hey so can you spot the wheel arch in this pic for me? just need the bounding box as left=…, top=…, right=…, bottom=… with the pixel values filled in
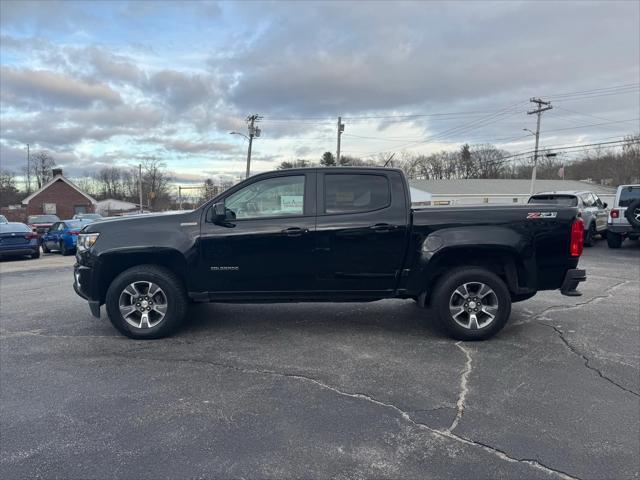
left=95, top=248, right=188, bottom=304
left=414, top=245, right=531, bottom=307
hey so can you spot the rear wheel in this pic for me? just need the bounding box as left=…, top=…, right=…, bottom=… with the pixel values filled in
left=584, top=222, right=597, bottom=247
left=105, top=265, right=188, bottom=339
left=432, top=267, right=511, bottom=341
left=607, top=232, right=623, bottom=249
left=41, top=242, right=50, bottom=253
left=59, top=241, right=72, bottom=256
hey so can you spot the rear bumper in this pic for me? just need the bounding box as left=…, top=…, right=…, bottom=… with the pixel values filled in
left=560, top=269, right=587, bottom=297
left=607, top=224, right=639, bottom=234
left=0, top=246, right=38, bottom=257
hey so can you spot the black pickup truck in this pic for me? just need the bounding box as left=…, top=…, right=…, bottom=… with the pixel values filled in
left=74, top=167, right=586, bottom=341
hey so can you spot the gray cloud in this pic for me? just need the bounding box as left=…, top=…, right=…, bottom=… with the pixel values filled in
left=225, top=1, right=639, bottom=116
left=1, top=67, right=122, bottom=109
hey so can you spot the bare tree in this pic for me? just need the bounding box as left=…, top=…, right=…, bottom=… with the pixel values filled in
left=0, top=170, right=23, bottom=206
left=30, top=151, right=56, bottom=189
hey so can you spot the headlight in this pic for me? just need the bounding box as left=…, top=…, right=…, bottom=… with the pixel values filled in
left=77, top=233, right=100, bottom=252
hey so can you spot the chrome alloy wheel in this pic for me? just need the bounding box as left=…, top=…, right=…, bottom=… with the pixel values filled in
left=118, top=281, right=168, bottom=329
left=634, top=207, right=640, bottom=223
left=449, top=282, right=499, bottom=330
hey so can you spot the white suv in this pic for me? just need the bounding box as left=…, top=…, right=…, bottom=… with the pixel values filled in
left=607, top=184, right=640, bottom=248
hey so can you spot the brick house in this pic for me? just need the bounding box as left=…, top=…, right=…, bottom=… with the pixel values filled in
left=22, top=169, right=97, bottom=219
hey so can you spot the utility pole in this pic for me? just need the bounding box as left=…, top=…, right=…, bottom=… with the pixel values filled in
left=245, top=114, right=261, bottom=179
left=178, top=186, right=182, bottom=210
left=527, top=98, right=552, bottom=195
left=26, top=143, right=31, bottom=193
left=138, top=164, right=143, bottom=213
left=336, top=116, right=344, bottom=164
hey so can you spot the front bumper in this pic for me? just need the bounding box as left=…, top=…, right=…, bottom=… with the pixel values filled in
left=560, top=269, right=587, bottom=297
left=73, top=263, right=101, bottom=318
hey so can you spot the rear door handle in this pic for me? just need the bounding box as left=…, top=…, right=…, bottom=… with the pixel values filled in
left=369, top=223, right=396, bottom=233
left=281, top=227, right=308, bottom=237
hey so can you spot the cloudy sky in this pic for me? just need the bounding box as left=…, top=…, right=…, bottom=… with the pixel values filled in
left=1, top=0, right=638, bottom=186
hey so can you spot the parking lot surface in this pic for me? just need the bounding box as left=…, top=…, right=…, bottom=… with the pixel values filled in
left=1, top=242, right=639, bottom=479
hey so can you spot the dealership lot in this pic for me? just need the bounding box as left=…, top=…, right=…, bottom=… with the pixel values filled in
left=1, top=242, right=638, bottom=479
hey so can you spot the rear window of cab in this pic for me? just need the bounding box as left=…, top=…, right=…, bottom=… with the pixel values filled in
left=618, top=186, right=640, bottom=207
left=528, top=195, right=578, bottom=207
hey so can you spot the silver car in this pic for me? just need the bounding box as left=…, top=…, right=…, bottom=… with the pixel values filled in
left=528, top=191, right=608, bottom=247
left=606, top=184, right=640, bottom=248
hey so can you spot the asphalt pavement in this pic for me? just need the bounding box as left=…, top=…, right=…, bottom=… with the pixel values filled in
left=1, top=240, right=639, bottom=479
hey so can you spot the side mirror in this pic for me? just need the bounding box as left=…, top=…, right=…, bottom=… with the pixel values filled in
left=603, top=202, right=608, bottom=209
left=208, top=203, right=227, bottom=224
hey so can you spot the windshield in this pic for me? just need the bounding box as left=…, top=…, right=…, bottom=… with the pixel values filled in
left=0, top=223, right=30, bottom=233
left=528, top=195, right=578, bottom=207
left=619, top=186, right=640, bottom=207
left=76, top=214, right=102, bottom=219
left=28, top=215, right=59, bottom=224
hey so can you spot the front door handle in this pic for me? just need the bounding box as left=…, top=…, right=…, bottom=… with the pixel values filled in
left=281, top=227, right=308, bottom=237
left=369, top=223, right=396, bottom=233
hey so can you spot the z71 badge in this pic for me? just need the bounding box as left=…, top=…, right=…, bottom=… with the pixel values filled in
left=527, top=212, right=558, bottom=219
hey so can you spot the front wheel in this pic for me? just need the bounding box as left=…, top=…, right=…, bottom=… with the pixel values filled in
left=432, top=267, right=511, bottom=341
left=105, top=265, right=188, bottom=339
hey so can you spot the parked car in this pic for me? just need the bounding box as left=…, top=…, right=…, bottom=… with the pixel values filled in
left=27, top=214, right=60, bottom=242
left=0, top=215, right=8, bottom=223
left=74, top=167, right=586, bottom=341
left=0, top=222, right=40, bottom=259
left=528, top=191, right=608, bottom=246
left=42, top=219, right=96, bottom=255
left=73, top=213, right=103, bottom=220
left=607, top=184, right=640, bottom=248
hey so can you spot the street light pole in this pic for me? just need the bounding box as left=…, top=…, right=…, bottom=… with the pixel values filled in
left=231, top=114, right=261, bottom=179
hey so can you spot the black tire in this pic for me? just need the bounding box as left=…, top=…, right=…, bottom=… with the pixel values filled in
left=625, top=199, right=640, bottom=229
left=41, top=242, right=50, bottom=253
left=105, top=264, right=188, bottom=339
left=584, top=222, right=596, bottom=247
left=59, top=241, right=69, bottom=256
left=31, top=249, right=40, bottom=259
left=607, top=232, right=623, bottom=249
left=432, top=267, right=511, bottom=341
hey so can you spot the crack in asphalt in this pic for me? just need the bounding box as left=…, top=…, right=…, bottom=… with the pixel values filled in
left=112, top=352, right=579, bottom=480
left=541, top=322, right=640, bottom=397
left=531, top=280, right=639, bottom=397
left=447, top=341, right=473, bottom=433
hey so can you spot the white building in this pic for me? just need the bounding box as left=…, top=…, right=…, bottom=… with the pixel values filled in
left=409, top=179, right=616, bottom=206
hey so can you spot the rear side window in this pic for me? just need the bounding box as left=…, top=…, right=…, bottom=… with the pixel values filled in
left=528, top=195, right=578, bottom=207
left=324, top=174, right=390, bottom=214
left=619, top=186, right=640, bottom=207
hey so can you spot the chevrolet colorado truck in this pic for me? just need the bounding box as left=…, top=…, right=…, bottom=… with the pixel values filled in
left=74, top=167, right=586, bottom=341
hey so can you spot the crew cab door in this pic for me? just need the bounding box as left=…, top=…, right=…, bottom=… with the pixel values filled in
left=315, top=170, right=409, bottom=294
left=43, top=222, right=60, bottom=249
left=199, top=171, right=317, bottom=295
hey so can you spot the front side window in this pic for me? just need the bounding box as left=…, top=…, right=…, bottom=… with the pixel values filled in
left=324, top=174, right=390, bottom=214
left=225, top=175, right=305, bottom=220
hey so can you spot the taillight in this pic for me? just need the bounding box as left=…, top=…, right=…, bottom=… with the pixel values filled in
left=70, top=231, right=80, bottom=236
left=25, top=233, right=38, bottom=240
left=570, top=218, right=584, bottom=257
left=610, top=209, right=619, bottom=219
